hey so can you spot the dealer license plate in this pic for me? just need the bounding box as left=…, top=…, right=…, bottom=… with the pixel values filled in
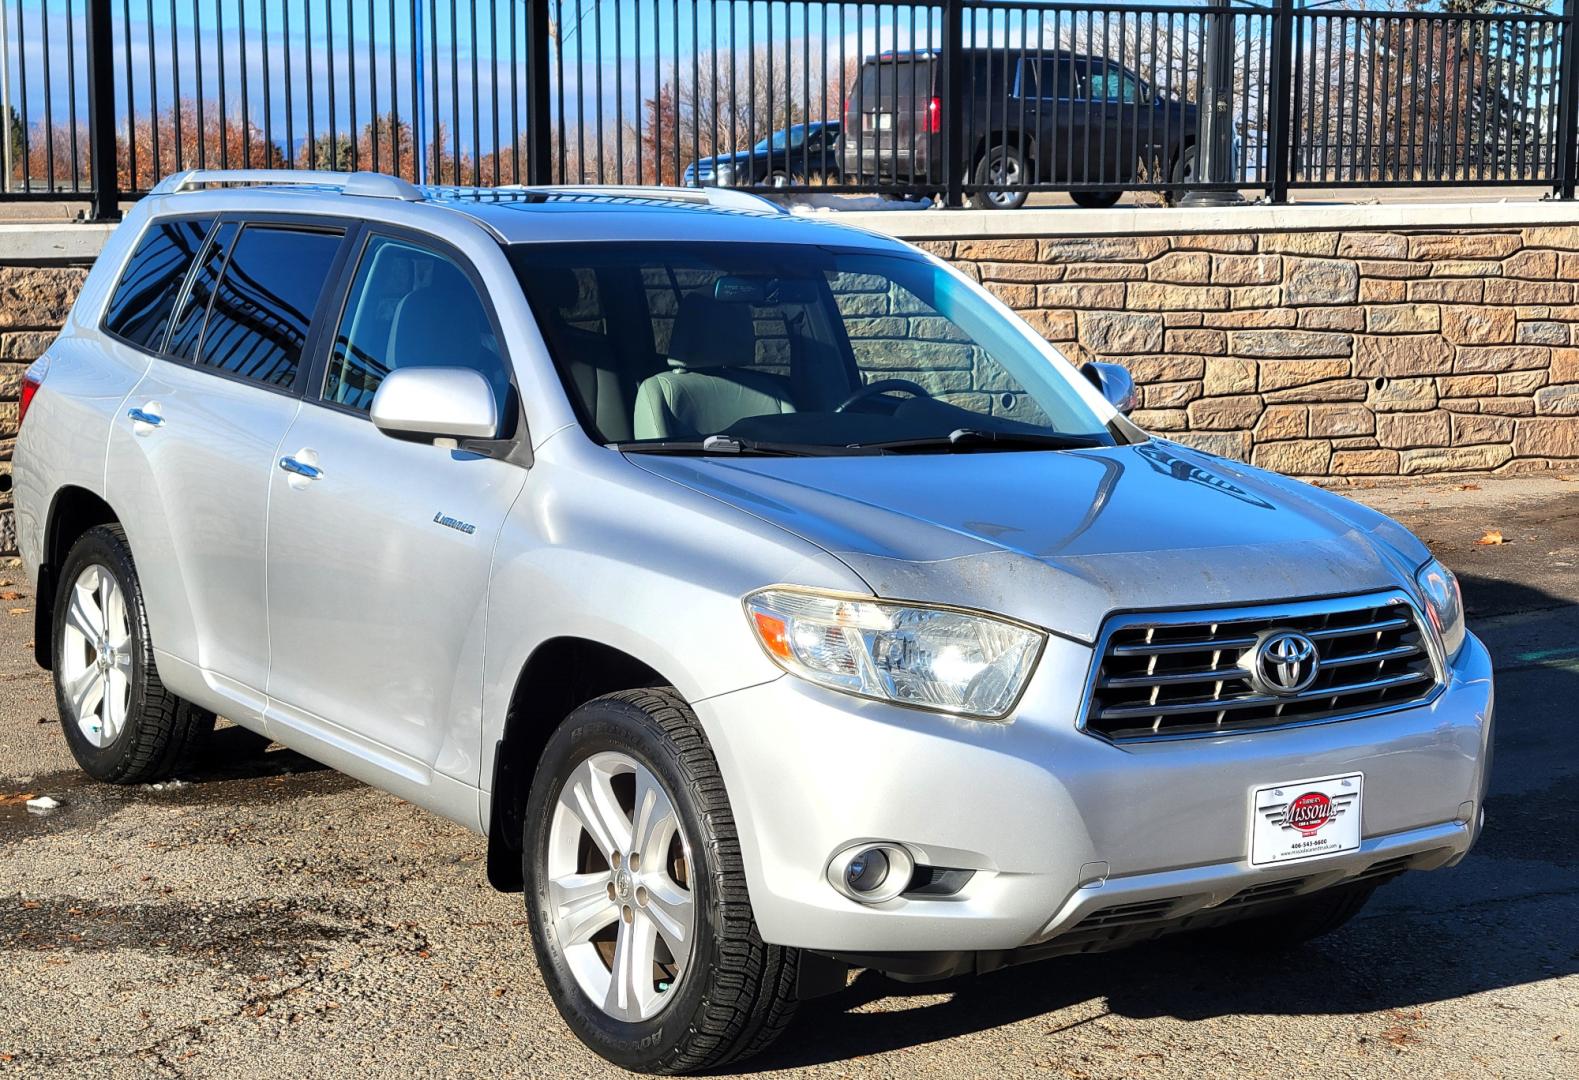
left=1250, top=773, right=1363, bottom=867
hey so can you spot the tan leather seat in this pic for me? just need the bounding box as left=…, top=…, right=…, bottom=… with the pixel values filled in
left=633, top=293, right=796, bottom=440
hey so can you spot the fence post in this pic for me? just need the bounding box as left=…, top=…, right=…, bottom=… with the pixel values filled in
left=1556, top=2, right=1579, bottom=199
left=86, top=0, right=120, bottom=220
left=1265, top=0, right=1295, bottom=203
left=524, top=0, right=554, bottom=185
left=941, top=0, right=964, bottom=208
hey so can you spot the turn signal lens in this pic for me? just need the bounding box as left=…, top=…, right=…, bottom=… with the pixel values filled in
left=744, top=587, right=1045, bottom=720
left=1415, top=558, right=1466, bottom=663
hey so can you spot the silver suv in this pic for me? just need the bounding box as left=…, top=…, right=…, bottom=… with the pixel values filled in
left=15, top=171, right=1493, bottom=1074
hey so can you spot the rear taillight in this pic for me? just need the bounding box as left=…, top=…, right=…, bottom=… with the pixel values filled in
left=926, top=96, right=942, bottom=135
left=18, top=356, right=49, bottom=427
left=18, top=375, right=42, bottom=427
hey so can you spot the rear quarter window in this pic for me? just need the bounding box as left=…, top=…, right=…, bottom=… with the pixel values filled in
left=101, top=217, right=213, bottom=350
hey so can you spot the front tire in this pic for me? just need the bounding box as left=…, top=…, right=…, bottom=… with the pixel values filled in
left=52, top=524, right=214, bottom=784
left=524, top=689, right=799, bottom=1074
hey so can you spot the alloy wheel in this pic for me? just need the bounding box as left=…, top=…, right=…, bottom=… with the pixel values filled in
left=59, top=563, right=133, bottom=749
left=547, top=750, right=696, bottom=1022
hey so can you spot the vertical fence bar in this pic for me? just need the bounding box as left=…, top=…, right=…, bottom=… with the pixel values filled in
left=86, top=0, right=119, bottom=218
left=526, top=0, right=553, bottom=183
left=1557, top=1, right=1579, bottom=197
left=1267, top=0, right=1294, bottom=200
left=941, top=0, right=962, bottom=206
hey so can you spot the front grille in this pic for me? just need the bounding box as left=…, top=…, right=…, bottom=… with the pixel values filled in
left=1083, top=593, right=1440, bottom=741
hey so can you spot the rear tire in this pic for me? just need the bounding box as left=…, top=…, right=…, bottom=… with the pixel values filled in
left=1222, top=883, right=1375, bottom=951
left=52, top=524, right=214, bottom=784
left=523, top=688, right=799, bottom=1074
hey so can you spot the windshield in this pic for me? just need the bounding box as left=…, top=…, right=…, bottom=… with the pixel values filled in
left=512, top=242, right=1122, bottom=454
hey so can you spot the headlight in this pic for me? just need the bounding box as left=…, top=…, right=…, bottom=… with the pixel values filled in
left=744, top=587, right=1045, bottom=720
left=1415, top=558, right=1465, bottom=663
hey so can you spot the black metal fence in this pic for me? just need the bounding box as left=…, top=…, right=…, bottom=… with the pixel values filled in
left=1, top=1, right=1576, bottom=218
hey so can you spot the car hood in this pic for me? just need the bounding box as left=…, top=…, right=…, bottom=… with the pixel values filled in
left=629, top=440, right=1428, bottom=642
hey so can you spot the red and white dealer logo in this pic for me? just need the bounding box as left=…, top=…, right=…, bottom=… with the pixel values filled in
left=1285, top=791, right=1334, bottom=835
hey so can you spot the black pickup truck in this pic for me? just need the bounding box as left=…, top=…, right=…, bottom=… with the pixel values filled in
left=840, top=49, right=1200, bottom=208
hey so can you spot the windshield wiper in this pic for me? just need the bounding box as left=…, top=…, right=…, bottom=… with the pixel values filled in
left=850, top=428, right=1107, bottom=453
left=612, top=435, right=854, bottom=457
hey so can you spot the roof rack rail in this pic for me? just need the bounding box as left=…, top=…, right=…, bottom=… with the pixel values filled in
left=505, top=184, right=787, bottom=214
left=149, top=169, right=424, bottom=202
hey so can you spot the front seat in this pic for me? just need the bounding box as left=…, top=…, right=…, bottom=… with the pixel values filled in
left=633, top=292, right=796, bottom=440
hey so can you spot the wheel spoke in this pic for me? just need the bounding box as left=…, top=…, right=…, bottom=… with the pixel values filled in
left=603, top=914, right=658, bottom=1022
left=104, top=667, right=130, bottom=742
left=103, top=578, right=130, bottom=649
left=550, top=871, right=619, bottom=946
left=631, top=768, right=679, bottom=869
left=564, top=759, right=633, bottom=858
left=66, top=580, right=103, bottom=641
left=642, top=877, right=693, bottom=964
left=64, top=666, right=101, bottom=719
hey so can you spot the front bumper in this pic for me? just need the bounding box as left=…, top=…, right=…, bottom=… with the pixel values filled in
left=695, top=631, right=1493, bottom=953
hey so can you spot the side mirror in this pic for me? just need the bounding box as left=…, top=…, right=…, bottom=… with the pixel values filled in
left=370, top=367, right=500, bottom=441
left=1082, top=361, right=1137, bottom=416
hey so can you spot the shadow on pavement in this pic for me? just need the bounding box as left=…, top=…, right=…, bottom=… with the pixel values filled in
left=741, top=572, right=1579, bottom=1072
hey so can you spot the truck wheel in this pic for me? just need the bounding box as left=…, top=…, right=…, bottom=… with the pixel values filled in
left=523, top=688, right=800, bottom=1074
left=968, top=145, right=1029, bottom=209
left=1163, top=144, right=1198, bottom=206
left=1223, top=882, right=1375, bottom=951
left=52, top=524, right=214, bottom=784
left=1071, top=190, right=1122, bottom=209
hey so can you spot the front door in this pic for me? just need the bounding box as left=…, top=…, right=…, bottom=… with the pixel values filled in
left=263, top=232, right=528, bottom=780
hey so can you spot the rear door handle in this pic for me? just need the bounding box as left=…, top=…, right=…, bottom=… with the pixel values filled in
left=278, top=456, right=322, bottom=481
left=127, top=407, right=164, bottom=428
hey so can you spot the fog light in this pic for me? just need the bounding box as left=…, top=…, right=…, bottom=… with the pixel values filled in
left=827, top=842, right=914, bottom=905
left=845, top=849, right=890, bottom=893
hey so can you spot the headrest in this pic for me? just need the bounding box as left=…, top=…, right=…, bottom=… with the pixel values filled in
left=667, top=291, right=755, bottom=369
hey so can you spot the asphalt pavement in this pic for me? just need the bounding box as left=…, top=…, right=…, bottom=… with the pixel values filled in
left=1, top=475, right=1575, bottom=1079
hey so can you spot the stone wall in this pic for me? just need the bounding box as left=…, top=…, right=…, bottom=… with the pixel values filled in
left=913, top=224, right=1579, bottom=477
left=5, top=210, right=1579, bottom=555
left=1, top=262, right=90, bottom=555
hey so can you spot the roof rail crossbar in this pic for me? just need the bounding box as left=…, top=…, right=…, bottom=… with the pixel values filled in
left=150, top=169, right=424, bottom=202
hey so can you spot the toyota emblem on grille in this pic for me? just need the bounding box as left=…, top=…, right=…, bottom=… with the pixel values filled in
left=1248, top=629, right=1321, bottom=695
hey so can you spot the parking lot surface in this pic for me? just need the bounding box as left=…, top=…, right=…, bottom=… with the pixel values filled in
left=2, top=476, right=1575, bottom=1079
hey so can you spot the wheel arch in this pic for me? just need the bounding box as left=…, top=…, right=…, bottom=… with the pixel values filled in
left=485, top=635, right=672, bottom=892
left=34, top=485, right=122, bottom=670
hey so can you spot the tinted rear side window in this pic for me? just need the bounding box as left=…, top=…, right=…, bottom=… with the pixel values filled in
left=196, top=226, right=342, bottom=388
left=101, top=218, right=213, bottom=349
left=165, top=222, right=237, bottom=361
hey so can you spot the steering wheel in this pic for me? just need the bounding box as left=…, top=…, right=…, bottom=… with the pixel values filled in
left=834, top=378, right=933, bottom=414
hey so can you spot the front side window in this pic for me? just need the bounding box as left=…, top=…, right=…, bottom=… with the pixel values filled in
left=101, top=217, right=213, bottom=349
left=324, top=235, right=509, bottom=418
left=514, top=242, right=1120, bottom=454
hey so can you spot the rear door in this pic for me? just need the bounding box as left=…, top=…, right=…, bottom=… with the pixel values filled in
left=263, top=229, right=528, bottom=788
left=104, top=217, right=349, bottom=714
